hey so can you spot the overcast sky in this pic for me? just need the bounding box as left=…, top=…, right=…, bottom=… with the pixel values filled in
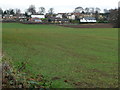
left=0, top=0, right=119, bottom=13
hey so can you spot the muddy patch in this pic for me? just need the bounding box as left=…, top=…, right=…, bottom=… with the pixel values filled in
left=51, top=77, right=61, bottom=80
left=89, top=69, right=111, bottom=77
left=73, top=82, right=94, bottom=88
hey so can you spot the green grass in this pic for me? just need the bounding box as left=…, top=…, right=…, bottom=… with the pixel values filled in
left=2, top=23, right=118, bottom=88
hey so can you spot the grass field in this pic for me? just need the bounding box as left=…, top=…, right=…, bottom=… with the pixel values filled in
left=2, top=23, right=118, bottom=88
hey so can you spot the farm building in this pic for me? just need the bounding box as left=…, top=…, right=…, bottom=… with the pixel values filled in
left=80, top=17, right=97, bottom=23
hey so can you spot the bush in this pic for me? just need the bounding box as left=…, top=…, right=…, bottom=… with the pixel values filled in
left=70, top=20, right=79, bottom=24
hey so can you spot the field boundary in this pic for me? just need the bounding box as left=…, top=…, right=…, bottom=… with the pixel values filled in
left=59, top=23, right=113, bottom=28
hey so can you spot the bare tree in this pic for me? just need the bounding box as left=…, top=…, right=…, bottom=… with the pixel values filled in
left=27, top=5, right=36, bottom=14
left=89, top=7, right=95, bottom=14
left=104, top=9, right=109, bottom=13
left=94, top=7, right=101, bottom=20
left=95, top=7, right=101, bottom=13
left=9, top=9, right=15, bottom=15
left=85, top=7, right=89, bottom=14
left=15, top=8, right=21, bottom=15
left=74, top=7, right=84, bottom=13
left=48, top=8, right=54, bottom=14
left=38, top=7, right=45, bottom=14
left=109, top=9, right=118, bottom=27
left=0, top=8, right=3, bottom=15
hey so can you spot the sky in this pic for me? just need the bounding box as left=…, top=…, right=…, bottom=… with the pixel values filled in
left=0, top=0, right=119, bottom=13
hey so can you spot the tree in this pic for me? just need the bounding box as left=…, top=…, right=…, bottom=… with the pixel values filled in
left=89, top=7, right=95, bottom=14
left=3, top=11, right=7, bottom=15
left=103, top=9, right=110, bottom=21
left=48, top=8, right=54, bottom=14
left=0, top=8, right=3, bottom=15
left=95, top=11, right=99, bottom=20
left=3, top=10, right=10, bottom=15
left=118, top=7, right=120, bottom=28
left=3, top=9, right=15, bottom=15
left=104, top=9, right=109, bottom=13
left=94, top=8, right=101, bottom=20
left=74, top=7, right=84, bottom=13
left=95, top=7, right=101, bottom=13
left=85, top=7, right=89, bottom=14
left=81, top=11, right=85, bottom=14
left=25, top=12, right=31, bottom=19
left=9, top=9, right=15, bottom=15
left=15, top=8, right=21, bottom=15
left=38, top=7, right=45, bottom=14
left=109, top=9, right=118, bottom=27
left=27, top=5, right=36, bottom=14
left=62, top=13, right=67, bottom=18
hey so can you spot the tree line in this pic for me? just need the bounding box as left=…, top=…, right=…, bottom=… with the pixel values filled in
left=0, top=5, right=54, bottom=15
left=0, top=5, right=111, bottom=15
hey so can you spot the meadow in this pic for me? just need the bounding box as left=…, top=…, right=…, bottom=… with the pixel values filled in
left=2, top=23, right=118, bottom=88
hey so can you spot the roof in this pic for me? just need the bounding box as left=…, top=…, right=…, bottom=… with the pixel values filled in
left=31, top=15, right=45, bottom=18
left=31, top=14, right=44, bottom=15
left=84, top=17, right=96, bottom=20
left=49, top=17, right=69, bottom=21
left=80, top=17, right=97, bottom=22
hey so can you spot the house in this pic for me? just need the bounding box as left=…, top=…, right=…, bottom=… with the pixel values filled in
left=80, top=17, right=97, bottom=23
left=30, top=14, right=45, bottom=23
left=29, top=18, right=42, bottom=23
left=73, top=13, right=83, bottom=19
left=18, top=14, right=26, bottom=19
left=56, top=13, right=68, bottom=18
left=67, top=14, right=76, bottom=20
left=31, top=14, right=45, bottom=19
left=48, top=17, right=69, bottom=24
left=56, top=14, right=63, bottom=18
left=3, top=15, right=17, bottom=19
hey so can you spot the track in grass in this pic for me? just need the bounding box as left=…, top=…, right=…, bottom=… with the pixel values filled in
left=2, top=23, right=118, bottom=88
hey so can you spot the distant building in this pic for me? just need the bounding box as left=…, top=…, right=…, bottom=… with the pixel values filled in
left=30, top=14, right=45, bottom=23
left=48, top=17, right=69, bottom=23
left=18, top=14, right=26, bottom=19
left=31, top=14, right=45, bottom=19
left=3, top=15, right=17, bottom=19
left=56, top=14, right=63, bottom=18
left=80, top=17, right=97, bottom=23
left=67, top=14, right=76, bottom=20
left=29, top=18, right=42, bottom=22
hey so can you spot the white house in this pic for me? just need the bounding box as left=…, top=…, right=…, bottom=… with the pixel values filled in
left=31, top=14, right=45, bottom=19
left=67, top=14, right=76, bottom=20
left=80, top=17, right=96, bottom=23
left=56, top=14, right=63, bottom=18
